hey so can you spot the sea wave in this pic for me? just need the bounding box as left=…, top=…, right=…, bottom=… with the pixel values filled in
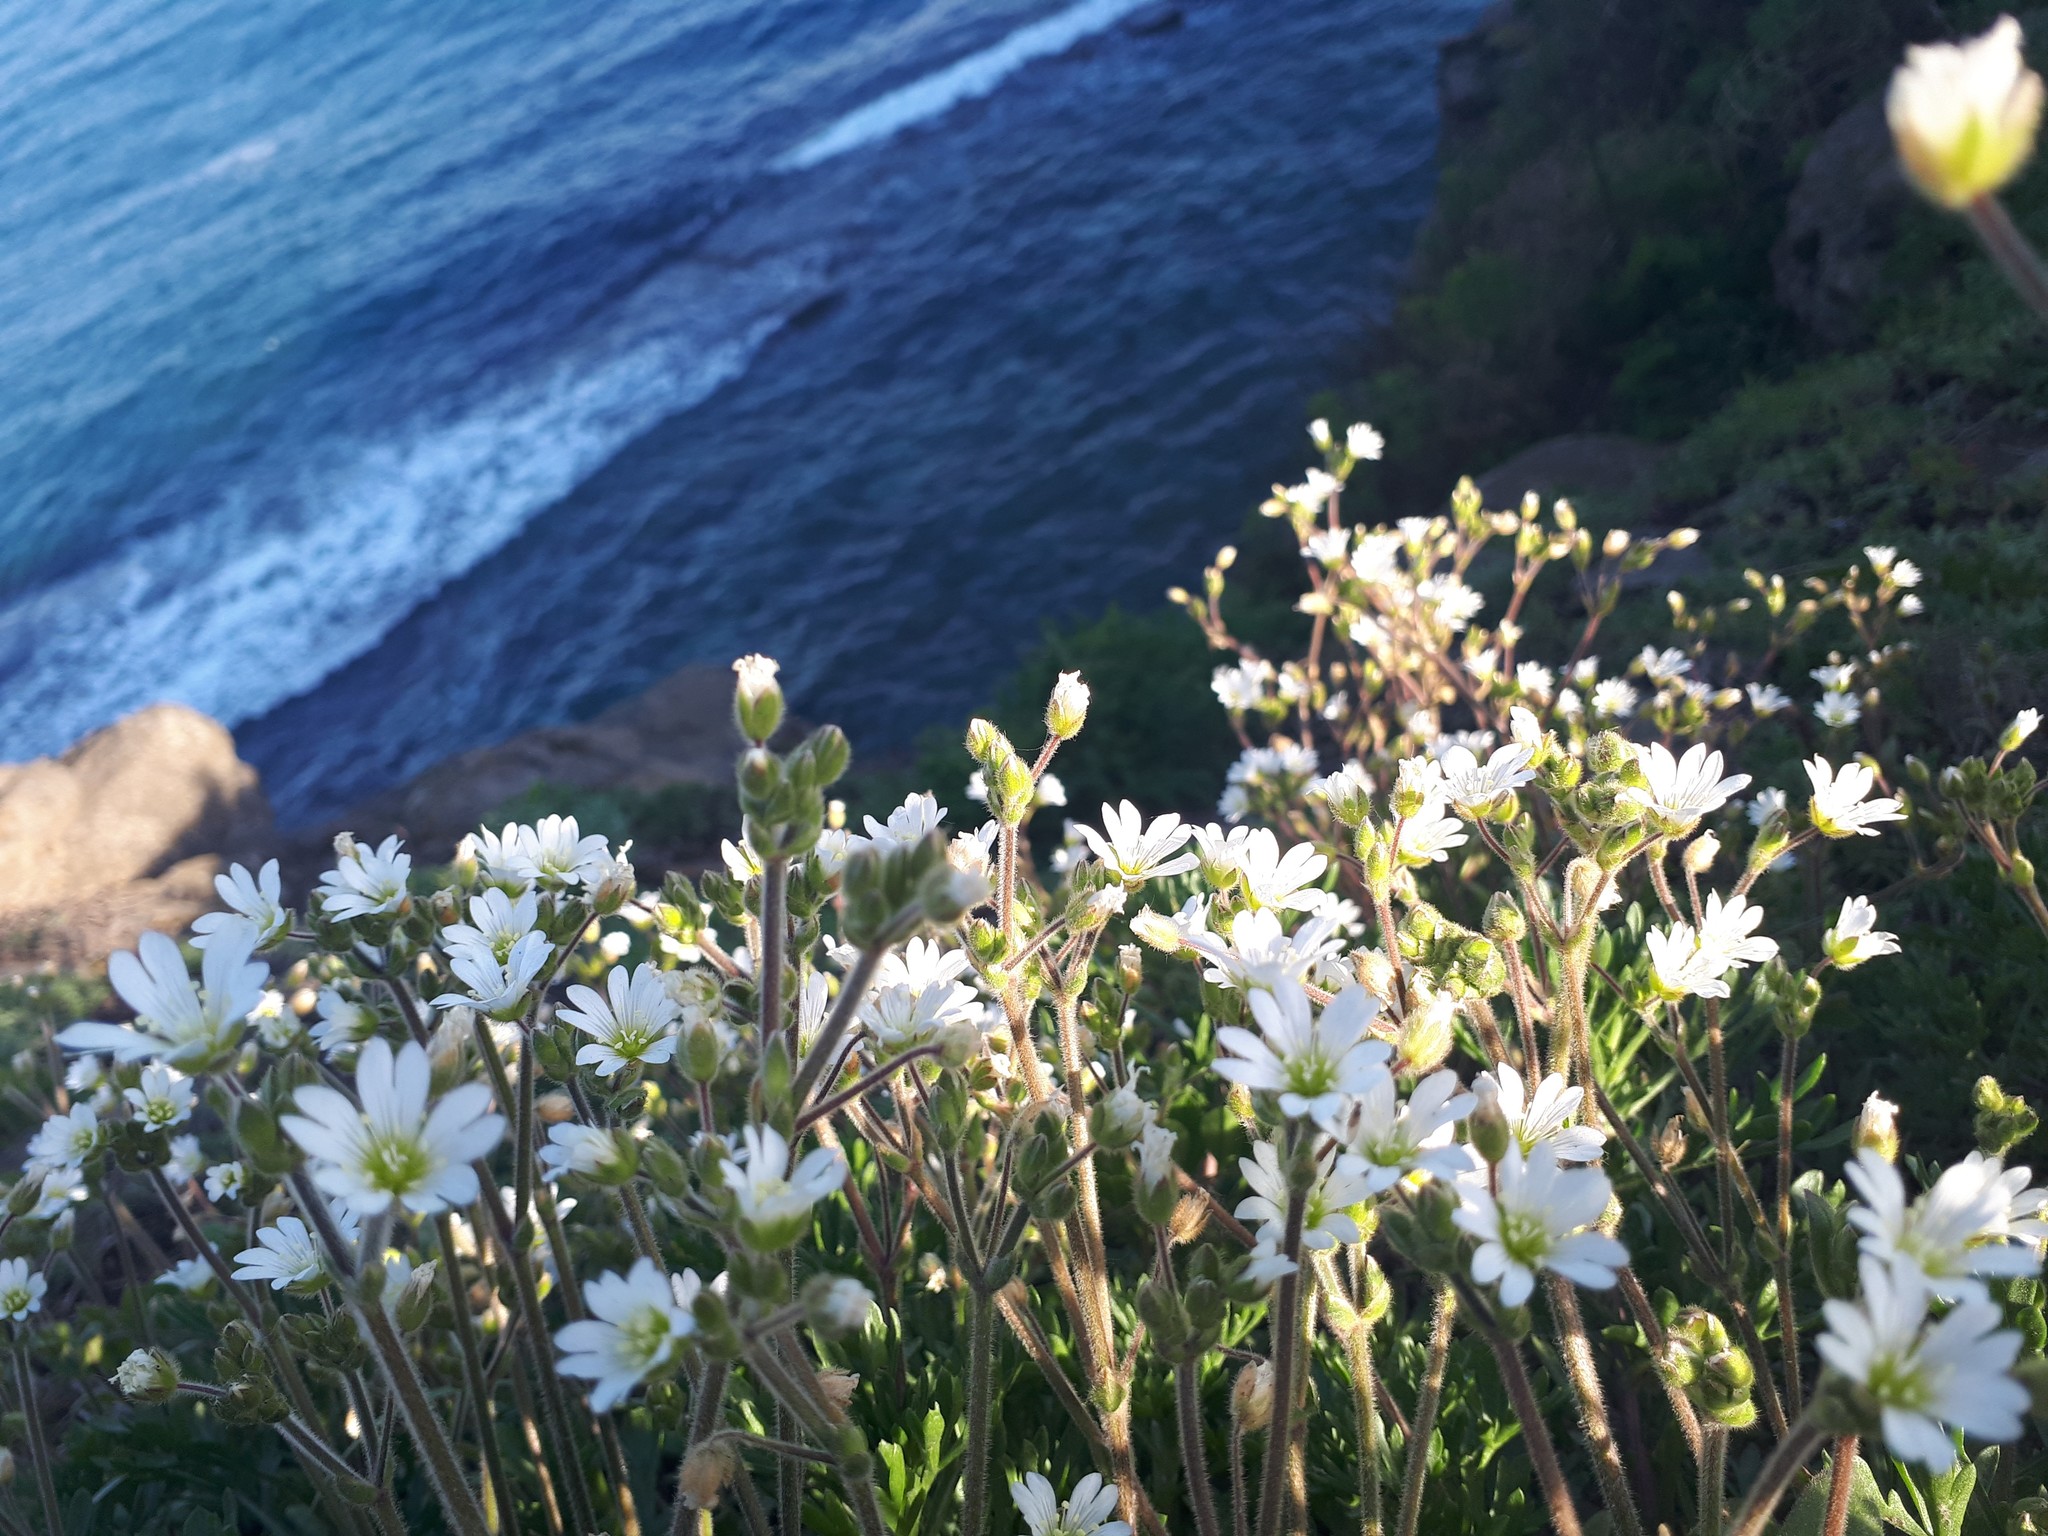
left=0, top=288, right=800, bottom=759
left=777, top=0, right=1150, bottom=170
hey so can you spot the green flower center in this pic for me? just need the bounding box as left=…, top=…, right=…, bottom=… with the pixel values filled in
left=619, top=1305, right=677, bottom=1371
left=1496, top=1207, right=1554, bottom=1270
left=1864, top=1349, right=1933, bottom=1413
left=361, top=1132, right=432, bottom=1196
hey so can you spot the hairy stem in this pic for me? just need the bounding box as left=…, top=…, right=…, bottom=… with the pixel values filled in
left=1822, top=1437, right=1858, bottom=1536
left=1726, top=1417, right=1824, bottom=1536
left=1698, top=1424, right=1727, bottom=1536
left=1545, top=1276, right=1643, bottom=1536
left=1394, top=1281, right=1455, bottom=1536
left=961, top=1286, right=999, bottom=1536
left=1776, top=1032, right=1804, bottom=1418
left=13, top=1343, right=61, bottom=1536
left=436, top=1214, right=522, bottom=1536
left=1253, top=1183, right=1306, bottom=1536
left=1176, top=1353, right=1224, bottom=1536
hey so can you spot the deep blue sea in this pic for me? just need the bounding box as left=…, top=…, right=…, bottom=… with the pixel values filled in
left=0, top=0, right=1479, bottom=825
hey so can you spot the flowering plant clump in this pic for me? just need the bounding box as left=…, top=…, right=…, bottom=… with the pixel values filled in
left=0, top=37, right=2045, bottom=1522
left=0, top=416, right=2032, bottom=1536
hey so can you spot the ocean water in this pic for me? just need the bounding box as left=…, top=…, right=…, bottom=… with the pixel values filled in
left=0, top=0, right=1480, bottom=825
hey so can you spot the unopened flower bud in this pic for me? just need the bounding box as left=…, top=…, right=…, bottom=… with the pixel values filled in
left=114, top=1347, right=180, bottom=1404
left=1602, top=528, right=1631, bottom=558
left=1232, top=1360, right=1274, bottom=1432
left=1468, top=1077, right=1511, bottom=1165
left=1683, top=832, right=1720, bottom=875
left=395, top=1260, right=440, bottom=1332
left=731, top=654, right=784, bottom=743
left=1130, top=907, right=1181, bottom=953
left=1854, top=1092, right=1902, bottom=1164
left=1307, top=417, right=1333, bottom=451
left=1482, top=892, right=1526, bottom=946
left=1584, top=731, right=1630, bottom=777
left=1046, top=671, right=1091, bottom=740
left=921, top=865, right=992, bottom=925
left=1395, top=989, right=1456, bottom=1076
left=2003, top=708, right=2042, bottom=753
left=1091, top=1081, right=1153, bottom=1151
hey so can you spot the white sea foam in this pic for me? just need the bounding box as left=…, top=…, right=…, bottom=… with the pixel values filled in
left=0, top=294, right=798, bottom=759
left=778, top=0, right=1149, bottom=171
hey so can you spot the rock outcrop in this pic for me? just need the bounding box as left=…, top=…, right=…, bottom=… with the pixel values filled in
left=0, top=704, right=272, bottom=966
left=1773, top=97, right=1911, bottom=346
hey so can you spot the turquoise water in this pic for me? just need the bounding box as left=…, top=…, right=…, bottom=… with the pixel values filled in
left=0, top=0, right=1479, bottom=821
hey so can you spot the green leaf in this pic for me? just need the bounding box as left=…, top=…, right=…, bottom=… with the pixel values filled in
left=1778, top=1454, right=1886, bottom=1536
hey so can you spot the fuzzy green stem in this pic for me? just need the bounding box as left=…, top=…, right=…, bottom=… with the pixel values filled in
left=1395, top=1282, right=1454, bottom=1536
left=1698, top=1425, right=1727, bottom=1536
left=436, top=1214, right=522, bottom=1536
left=962, top=1286, right=999, bottom=1536
left=1340, top=1316, right=1381, bottom=1536
left=1253, top=1181, right=1306, bottom=1536
left=1967, top=195, right=2048, bottom=328
left=1176, top=1353, right=1224, bottom=1536
left=1545, top=1276, right=1642, bottom=1536
left=1776, top=1033, right=1804, bottom=1419
left=1726, top=1417, right=1825, bottom=1536
left=669, top=1362, right=731, bottom=1535
left=13, top=1342, right=61, bottom=1536
left=356, top=1275, right=494, bottom=1536
left=1479, top=1325, right=1583, bottom=1536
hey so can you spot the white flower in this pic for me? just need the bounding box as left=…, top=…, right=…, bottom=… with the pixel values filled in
left=1213, top=980, right=1390, bottom=1121
left=1242, top=1239, right=1299, bottom=1288
left=192, top=860, right=289, bottom=950
left=1696, top=891, right=1779, bottom=968
left=1079, top=802, right=1198, bottom=885
left=0, top=1259, right=45, bottom=1322
left=1454, top=1142, right=1628, bottom=1306
left=1591, top=678, right=1639, bottom=718
left=1010, top=1471, right=1132, bottom=1536
left=725, top=1124, right=846, bottom=1250
left=123, top=1065, right=196, bottom=1130
left=1515, top=663, right=1555, bottom=702
left=1899, top=594, right=1924, bottom=616
left=204, top=1162, right=246, bottom=1203
left=554, top=1259, right=700, bottom=1412
left=163, top=1135, right=201, bottom=1186
left=1637, top=646, right=1692, bottom=684
left=860, top=792, right=947, bottom=854
left=1646, top=922, right=1734, bottom=1000
left=1234, top=829, right=1328, bottom=910
left=1845, top=1150, right=2042, bottom=1302
left=1811, top=662, right=1858, bottom=692
left=1135, top=1123, right=1179, bottom=1191
left=1236, top=1139, right=1374, bottom=1250
left=443, top=888, right=541, bottom=963
left=26, top=1103, right=99, bottom=1174
left=310, top=987, right=380, bottom=1059
left=29, top=1166, right=88, bottom=1221
left=540, top=1123, right=632, bottom=1183
left=860, top=965, right=981, bottom=1053
left=472, top=817, right=612, bottom=890
left=1627, top=742, right=1751, bottom=829
left=1747, top=786, right=1789, bottom=828
left=1438, top=742, right=1536, bottom=812
left=282, top=1037, right=505, bottom=1218
left=1747, top=682, right=1790, bottom=715
left=1393, top=801, right=1469, bottom=866
left=1180, top=907, right=1343, bottom=991
left=1347, top=421, right=1384, bottom=461
left=317, top=835, right=412, bottom=920
left=559, top=963, right=682, bottom=1077
left=1827, top=897, right=1901, bottom=969
left=1212, top=659, right=1276, bottom=712
left=1304, top=528, right=1350, bottom=565
left=1479, top=1063, right=1605, bottom=1163
left=1887, top=16, right=2044, bottom=209
left=59, top=928, right=266, bottom=1068
left=1817, top=1258, right=2025, bottom=1468
left=233, top=1216, right=330, bottom=1291
left=1321, top=1070, right=1476, bottom=1191
left=1416, top=574, right=1484, bottom=631
left=158, top=1257, right=214, bottom=1293
left=1805, top=756, right=1906, bottom=838
left=435, top=930, right=553, bottom=1017
left=1815, top=692, right=1862, bottom=729
left=812, top=1276, right=875, bottom=1333
left=2001, top=708, right=2041, bottom=751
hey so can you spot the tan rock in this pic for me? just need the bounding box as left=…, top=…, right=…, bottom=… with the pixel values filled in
left=0, top=704, right=271, bottom=965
